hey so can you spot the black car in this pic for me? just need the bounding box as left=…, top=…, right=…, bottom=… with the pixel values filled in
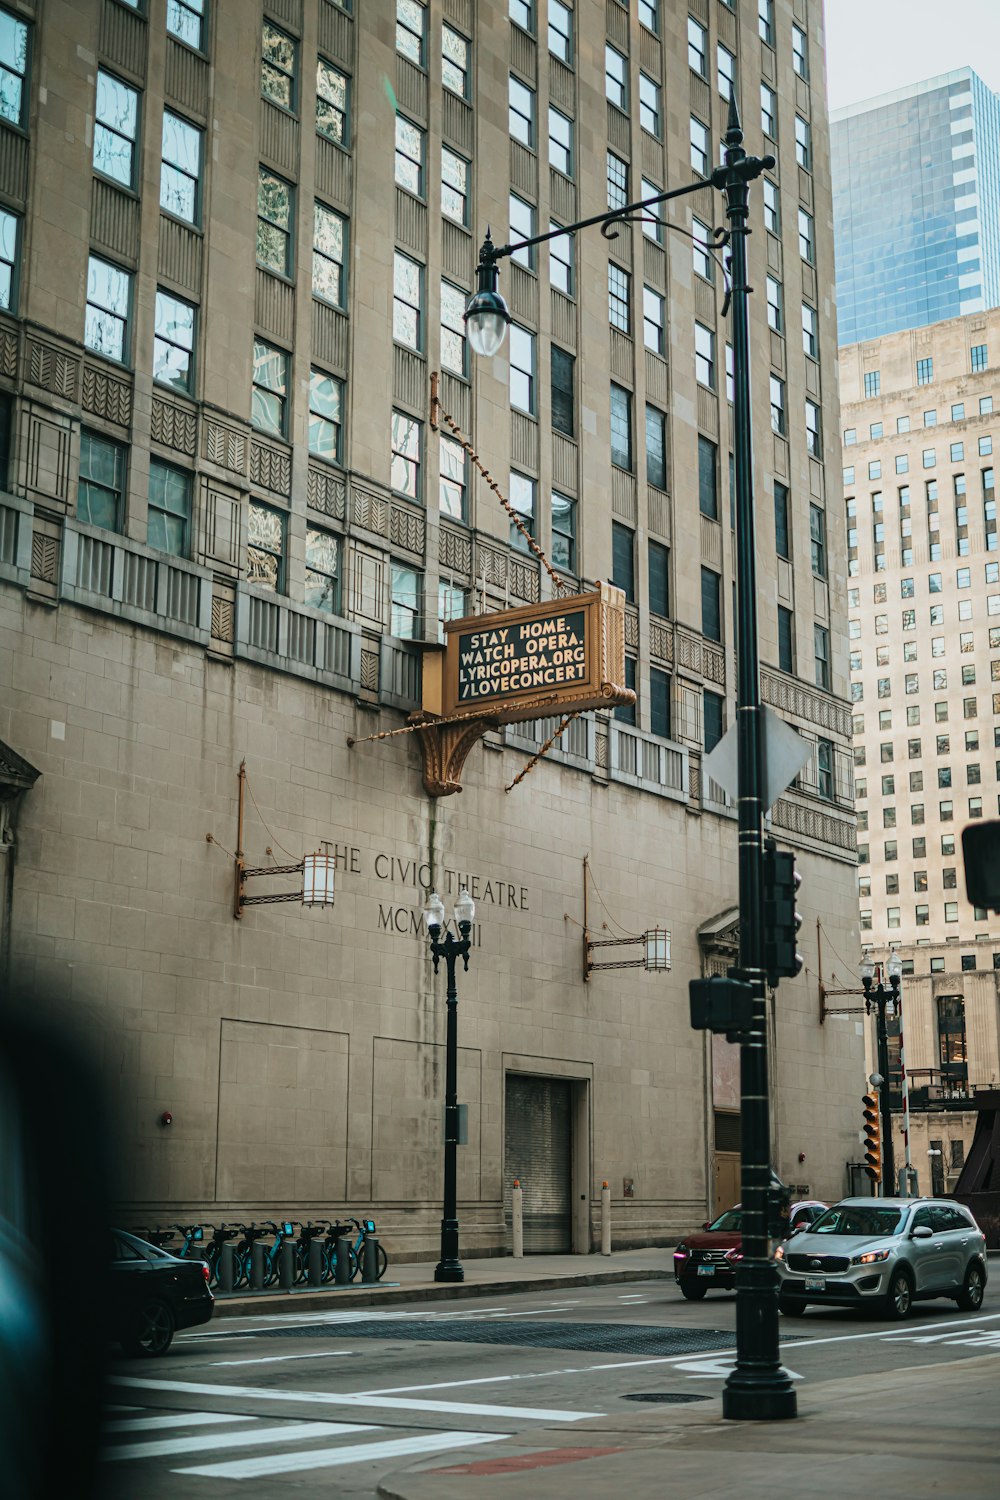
left=110, top=1229, right=214, bottom=1356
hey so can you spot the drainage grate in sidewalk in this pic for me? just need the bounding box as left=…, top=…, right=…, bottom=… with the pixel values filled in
left=620, top=1393, right=711, bottom=1404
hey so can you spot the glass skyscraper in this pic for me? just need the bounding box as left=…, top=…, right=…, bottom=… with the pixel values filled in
left=832, top=69, right=1000, bottom=345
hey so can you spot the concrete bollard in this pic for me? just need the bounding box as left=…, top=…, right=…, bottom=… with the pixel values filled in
left=308, top=1238, right=324, bottom=1287
left=219, top=1243, right=235, bottom=1293
left=251, top=1239, right=266, bottom=1290
left=335, top=1236, right=353, bottom=1284
left=512, top=1179, right=523, bottom=1258
left=362, top=1235, right=380, bottom=1284
left=279, top=1240, right=295, bottom=1289
left=601, top=1180, right=611, bottom=1256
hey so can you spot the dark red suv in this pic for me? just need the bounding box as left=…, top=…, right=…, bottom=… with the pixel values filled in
left=673, top=1201, right=827, bottom=1299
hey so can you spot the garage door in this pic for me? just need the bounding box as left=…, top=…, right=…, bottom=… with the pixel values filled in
left=504, top=1075, right=572, bottom=1253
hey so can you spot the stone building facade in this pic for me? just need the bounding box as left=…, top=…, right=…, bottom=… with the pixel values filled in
left=0, top=0, right=860, bottom=1255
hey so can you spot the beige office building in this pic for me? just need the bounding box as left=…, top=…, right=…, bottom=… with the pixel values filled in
left=0, top=0, right=860, bottom=1255
left=840, top=310, right=1000, bottom=1190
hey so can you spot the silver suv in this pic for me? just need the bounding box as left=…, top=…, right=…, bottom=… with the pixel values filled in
left=774, top=1197, right=987, bottom=1320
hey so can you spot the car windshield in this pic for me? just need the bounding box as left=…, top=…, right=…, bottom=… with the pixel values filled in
left=707, top=1210, right=742, bottom=1232
left=809, top=1206, right=903, bottom=1237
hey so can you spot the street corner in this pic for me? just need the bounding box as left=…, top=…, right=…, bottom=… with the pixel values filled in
left=376, top=1440, right=632, bottom=1500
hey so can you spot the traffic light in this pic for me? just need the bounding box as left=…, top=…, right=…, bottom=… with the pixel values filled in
left=862, top=1092, right=881, bottom=1184
left=763, top=841, right=803, bottom=988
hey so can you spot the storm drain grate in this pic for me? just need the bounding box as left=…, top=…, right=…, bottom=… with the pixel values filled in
left=223, top=1320, right=737, bottom=1356
left=621, top=1393, right=711, bottom=1404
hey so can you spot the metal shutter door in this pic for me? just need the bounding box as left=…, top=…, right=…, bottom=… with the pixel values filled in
left=504, top=1074, right=572, bottom=1253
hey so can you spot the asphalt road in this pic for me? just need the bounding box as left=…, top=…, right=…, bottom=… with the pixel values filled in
left=102, top=1277, right=1000, bottom=1498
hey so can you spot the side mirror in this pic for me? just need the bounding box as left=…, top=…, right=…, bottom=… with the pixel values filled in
left=962, top=821, right=1000, bottom=912
left=911, top=1224, right=934, bottom=1239
left=702, top=1221, right=711, bottom=1230
left=788, top=1223, right=806, bottom=1236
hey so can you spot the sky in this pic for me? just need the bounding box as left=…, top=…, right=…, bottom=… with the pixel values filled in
left=824, top=0, right=1000, bottom=111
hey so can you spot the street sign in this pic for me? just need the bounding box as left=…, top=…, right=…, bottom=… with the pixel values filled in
left=701, top=705, right=813, bottom=812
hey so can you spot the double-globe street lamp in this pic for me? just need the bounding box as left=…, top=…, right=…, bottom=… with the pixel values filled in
left=860, top=952, right=902, bottom=1196
left=423, top=887, right=476, bottom=1283
left=464, top=94, right=793, bottom=1421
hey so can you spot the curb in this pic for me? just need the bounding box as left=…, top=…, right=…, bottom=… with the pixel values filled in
left=211, top=1265, right=671, bottom=1318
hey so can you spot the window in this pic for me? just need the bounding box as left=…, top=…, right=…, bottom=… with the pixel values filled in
left=84, top=255, right=132, bottom=364
left=442, top=26, right=469, bottom=97
left=308, top=368, right=343, bottom=462
left=646, top=405, right=667, bottom=490
left=313, top=201, right=346, bottom=305
left=643, top=284, right=664, bottom=354
left=548, top=1, right=572, bottom=61
left=390, top=409, right=421, bottom=499
left=766, top=275, right=783, bottom=333
left=316, top=58, right=349, bottom=144
left=608, top=263, right=630, bottom=333
left=509, top=324, right=535, bottom=414
left=153, top=289, right=195, bottom=393
left=391, top=564, right=421, bottom=639
left=648, top=539, right=669, bottom=617
left=610, top=383, right=632, bottom=470
left=763, top=179, right=779, bottom=235
left=802, top=304, right=818, bottom=359
left=695, top=323, right=715, bottom=388
left=261, top=21, right=297, bottom=111
left=509, top=193, right=535, bottom=269
left=509, top=76, right=534, bottom=146
left=687, top=17, right=707, bottom=76
left=760, top=84, right=776, bottom=138
left=247, top=501, right=286, bottom=593
left=778, top=605, right=794, bottom=674
left=970, top=796, right=983, bottom=818
left=167, top=0, right=204, bottom=50
left=160, top=110, right=201, bottom=224
left=305, top=527, right=341, bottom=614
left=798, top=209, right=815, bottom=264
left=924, top=409, right=937, bottom=427
left=704, top=690, right=724, bottom=753
left=393, top=250, right=422, bottom=350
left=612, top=522, right=635, bottom=602
left=78, top=431, right=125, bottom=532
left=396, top=0, right=425, bottom=65
left=980, top=436, right=993, bottom=457
left=971, top=344, right=987, bottom=373
left=639, top=75, right=661, bottom=137
left=509, top=471, right=535, bottom=548
left=649, top=666, right=670, bottom=739
left=395, top=114, right=424, bottom=196
left=551, top=345, right=574, bottom=437
left=0, top=206, right=17, bottom=311
left=717, top=42, right=735, bottom=98
left=94, top=71, right=139, bottom=189
left=641, top=177, right=663, bottom=243
left=251, top=340, right=288, bottom=438
left=440, top=279, right=467, bottom=377
left=690, top=117, right=709, bottom=175
left=147, top=460, right=191, bottom=558
left=952, top=403, right=965, bottom=422
left=940, top=799, right=954, bottom=820
left=895, top=454, right=909, bottom=474
left=692, top=219, right=714, bottom=281
left=606, top=44, right=627, bottom=108
left=639, top=0, right=659, bottom=31
left=792, top=23, right=809, bottom=79
left=951, top=442, right=964, bottom=464
left=548, top=106, right=573, bottom=175
left=758, top=0, right=774, bottom=44
left=814, top=625, right=830, bottom=690
left=439, top=434, right=466, bottom=521
left=551, top=492, right=576, bottom=571
left=549, top=222, right=573, bottom=295
left=806, top=400, right=822, bottom=458
left=257, top=168, right=293, bottom=277
left=774, top=482, right=790, bottom=559
left=698, top=436, right=718, bottom=520
left=795, top=116, right=812, bottom=171
left=702, top=567, right=721, bottom=642
left=922, top=448, right=937, bottom=470
left=607, top=150, right=628, bottom=212
left=917, top=357, right=933, bottom=386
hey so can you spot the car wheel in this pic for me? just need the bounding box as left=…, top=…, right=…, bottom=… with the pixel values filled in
left=122, top=1298, right=176, bottom=1357
left=882, top=1268, right=913, bottom=1321
left=679, top=1282, right=708, bottom=1300
left=956, top=1261, right=985, bottom=1312
left=778, top=1296, right=808, bottom=1317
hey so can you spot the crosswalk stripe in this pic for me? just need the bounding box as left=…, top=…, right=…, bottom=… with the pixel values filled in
left=105, top=1413, right=255, bottom=1434
left=112, top=1376, right=601, bottom=1423
left=174, top=1429, right=505, bottom=1480
left=104, top=1420, right=374, bottom=1462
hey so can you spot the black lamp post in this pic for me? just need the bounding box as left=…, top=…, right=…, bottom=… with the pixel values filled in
left=860, top=954, right=901, bottom=1195
left=465, top=94, right=795, bottom=1421
left=423, top=887, right=475, bottom=1283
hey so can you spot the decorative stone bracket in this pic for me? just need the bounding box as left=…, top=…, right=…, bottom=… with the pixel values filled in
left=408, top=711, right=500, bottom=797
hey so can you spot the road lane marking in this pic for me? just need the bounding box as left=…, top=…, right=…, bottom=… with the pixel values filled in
left=212, top=1352, right=356, bottom=1367
left=105, top=1413, right=255, bottom=1434
left=111, top=1376, right=602, bottom=1423
left=105, top=1421, right=374, bottom=1461
left=175, top=1430, right=505, bottom=1480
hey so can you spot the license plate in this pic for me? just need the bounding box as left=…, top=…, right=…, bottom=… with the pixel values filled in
left=804, top=1277, right=826, bottom=1292
left=697, top=1265, right=716, bottom=1277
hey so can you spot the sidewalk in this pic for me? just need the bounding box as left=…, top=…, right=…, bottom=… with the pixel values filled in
left=211, top=1247, right=672, bottom=1318
left=377, top=1354, right=1000, bottom=1500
